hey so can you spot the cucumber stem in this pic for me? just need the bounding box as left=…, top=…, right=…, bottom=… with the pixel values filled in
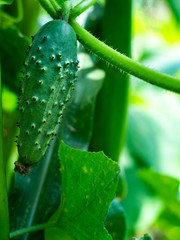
left=49, top=0, right=61, bottom=13
left=90, top=0, right=132, bottom=162
left=10, top=222, right=53, bottom=239
left=39, top=0, right=57, bottom=18
left=71, top=0, right=99, bottom=19
left=70, top=19, right=180, bottom=94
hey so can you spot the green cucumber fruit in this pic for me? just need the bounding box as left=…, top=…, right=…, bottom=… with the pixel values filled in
left=16, top=20, right=78, bottom=171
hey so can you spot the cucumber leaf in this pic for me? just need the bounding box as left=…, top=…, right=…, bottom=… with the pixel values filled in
left=138, top=168, right=179, bottom=202
left=105, top=199, right=127, bottom=240
left=46, top=141, right=120, bottom=240
left=45, top=227, right=74, bottom=240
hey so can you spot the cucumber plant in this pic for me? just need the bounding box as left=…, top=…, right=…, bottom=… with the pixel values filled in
left=16, top=19, right=78, bottom=172
left=1, top=0, right=180, bottom=240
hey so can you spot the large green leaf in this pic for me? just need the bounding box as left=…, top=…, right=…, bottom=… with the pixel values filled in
left=47, top=141, right=120, bottom=240
left=45, top=227, right=74, bottom=240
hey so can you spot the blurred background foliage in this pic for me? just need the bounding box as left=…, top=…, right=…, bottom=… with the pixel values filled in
left=1, top=0, right=180, bottom=239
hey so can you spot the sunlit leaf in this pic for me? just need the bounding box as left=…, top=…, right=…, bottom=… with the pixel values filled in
left=46, top=227, right=74, bottom=240
left=138, top=168, right=179, bottom=202
left=47, top=141, right=120, bottom=240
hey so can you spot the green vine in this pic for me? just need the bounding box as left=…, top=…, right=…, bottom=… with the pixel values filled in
left=71, top=0, right=99, bottom=18
left=10, top=222, right=53, bottom=239
left=49, top=0, right=61, bottom=12
left=39, top=0, right=57, bottom=18
left=69, top=19, right=180, bottom=94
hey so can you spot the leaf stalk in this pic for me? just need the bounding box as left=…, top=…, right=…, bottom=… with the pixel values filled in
left=39, top=0, right=57, bottom=18
left=71, top=0, right=99, bottom=18
left=10, top=222, right=53, bottom=239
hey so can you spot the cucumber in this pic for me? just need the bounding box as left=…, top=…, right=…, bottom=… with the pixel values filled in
left=16, top=20, right=78, bottom=172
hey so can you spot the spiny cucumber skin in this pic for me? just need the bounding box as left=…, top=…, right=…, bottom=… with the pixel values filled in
left=17, top=20, right=78, bottom=166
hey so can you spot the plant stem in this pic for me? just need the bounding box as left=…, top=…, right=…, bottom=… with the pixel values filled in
left=90, top=0, right=131, bottom=162
left=39, top=0, right=57, bottom=18
left=49, top=0, right=61, bottom=12
left=71, top=0, right=98, bottom=19
left=0, top=61, right=9, bottom=240
left=70, top=20, right=180, bottom=94
left=15, top=0, right=24, bottom=23
left=9, top=222, right=53, bottom=239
